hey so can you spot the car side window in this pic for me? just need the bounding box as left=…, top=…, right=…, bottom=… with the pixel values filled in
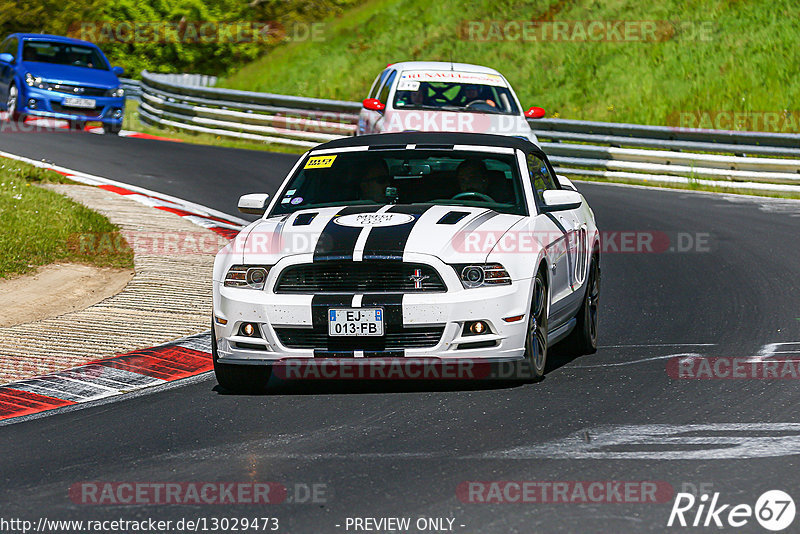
left=377, top=70, right=396, bottom=104
left=367, top=71, right=386, bottom=99
left=526, top=153, right=557, bottom=205
left=2, top=38, right=17, bottom=59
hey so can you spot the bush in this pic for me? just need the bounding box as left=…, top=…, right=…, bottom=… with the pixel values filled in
left=0, top=0, right=363, bottom=77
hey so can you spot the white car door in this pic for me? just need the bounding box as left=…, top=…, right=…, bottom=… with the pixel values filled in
left=538, top=159, right=589, bottom=325
left=524, top=152, right=572, bottom=316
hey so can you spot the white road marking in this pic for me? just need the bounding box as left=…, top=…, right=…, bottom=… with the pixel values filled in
left=0, top=149, right=249, bottom=225
left=570, top=353, right=703, bottom=368
left=475, top=423, right=800, bottom=460
left=0, top=372, right=214, bottom=428
left=141, top=423, right=800, bottom=461
left=576, top=178, right=800, bottom=201
left=746, top=342, right=800, bottom=363
left=598, top=343, right=715, bottom=348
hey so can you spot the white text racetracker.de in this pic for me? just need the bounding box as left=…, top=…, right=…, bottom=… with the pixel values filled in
left=340, top=517, right=458, bottom=531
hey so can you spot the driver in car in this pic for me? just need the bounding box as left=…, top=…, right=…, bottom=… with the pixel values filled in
left=454, top=159, right=493, bottom=200
left=359, top=160, right=392, bottom=203
left=461, top=84, right=496, bottom=108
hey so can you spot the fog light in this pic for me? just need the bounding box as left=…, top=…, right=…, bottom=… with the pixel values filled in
left=27, top=98, right=37, bottom=110
left=470, top=321, right=487, bottom=334
left=463, top=321, right=490, bottom=336
left=112, top=108, right=123, bottom=119
left=242, top=323, right=255, bottom=336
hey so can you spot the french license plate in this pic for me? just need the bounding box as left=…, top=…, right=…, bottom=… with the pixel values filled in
left=62, top=97, right=96, bottom=109
left=328, top=308, right=384, bottom=336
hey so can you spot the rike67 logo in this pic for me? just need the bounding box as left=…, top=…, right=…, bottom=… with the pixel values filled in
left=668, top=490, right=795, bottom=531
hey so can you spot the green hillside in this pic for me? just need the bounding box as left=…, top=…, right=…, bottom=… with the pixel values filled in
left=220, top=0, right=800, bottom=128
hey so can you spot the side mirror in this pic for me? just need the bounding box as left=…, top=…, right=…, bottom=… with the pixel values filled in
left=525, top=106, right=546, bottom=119
left=541, top=190, right=582, bottom=212
left=362, top=98, right=385, bottom=112
left=556, top=174, right=577, bottom=191
left=238, top=193, right=270, bottom=215
left=111, top=66, right=125, bottom=76
left=0, top=53, right=14, bottom=64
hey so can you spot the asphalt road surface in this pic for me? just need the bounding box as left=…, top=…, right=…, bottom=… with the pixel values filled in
left=1, top=129, right=799, bottom=533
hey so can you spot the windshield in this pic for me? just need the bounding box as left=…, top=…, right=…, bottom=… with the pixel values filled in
left=271, top=149, right=527, bottom=216
left=22, top=41, right=108, bottom=70
left=392, top=71, right=519, bottom=115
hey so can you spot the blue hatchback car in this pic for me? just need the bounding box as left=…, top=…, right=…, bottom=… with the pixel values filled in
left=0, top=33, right=125, bottom=134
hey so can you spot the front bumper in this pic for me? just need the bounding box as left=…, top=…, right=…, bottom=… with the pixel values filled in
left=213, top=270, right=532, bottom=365
left=20, top=86, right=124, bottom=124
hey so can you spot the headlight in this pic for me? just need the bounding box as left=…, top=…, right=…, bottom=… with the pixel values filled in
left=107, top=86, right=124, bottom=98
left=24, top=73, right=43, bottom=88
left=224, top=265, right=271, bottom=290
left=453, top=263, right=511, bottom=288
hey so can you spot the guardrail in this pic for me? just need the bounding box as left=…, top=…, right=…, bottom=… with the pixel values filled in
left=137, top=71, right=800, bottom=193
left=119, top=78, right=141, bottom=100
left=138, top=71, right=358, bottom=147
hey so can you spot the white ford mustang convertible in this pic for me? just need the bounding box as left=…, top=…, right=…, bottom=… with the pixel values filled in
left=212, top=132, right=600, bottom=392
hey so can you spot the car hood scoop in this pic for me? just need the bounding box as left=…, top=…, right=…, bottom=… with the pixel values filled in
left=236, top=205, right=523, bottom=264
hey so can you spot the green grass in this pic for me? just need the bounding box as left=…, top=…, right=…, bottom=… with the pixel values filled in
left=0, top=160, right=134, bottom=279
left=218, top=0, right=800, bottom=129
left=123, top=101, right=307, bottom=154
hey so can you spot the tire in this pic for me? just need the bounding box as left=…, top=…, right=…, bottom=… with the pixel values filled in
left=212, top=319, right=271, bottom=393
left=523, top=268, right=549, bottom=380
left=5, top=83, right=20, bottom=121
left=562, top=255, right=600, bottom=355
left=103, top=122, right=122, bottom=135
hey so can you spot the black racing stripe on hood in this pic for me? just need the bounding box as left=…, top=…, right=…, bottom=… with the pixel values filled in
left=361, top=204, right=433, bottom=262
left=313, top=205, right=382, bottom=262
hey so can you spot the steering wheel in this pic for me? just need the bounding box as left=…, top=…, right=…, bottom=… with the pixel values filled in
left=464, top=100, right=497, bottom=111
left=452, top=191, right=494, bottom=202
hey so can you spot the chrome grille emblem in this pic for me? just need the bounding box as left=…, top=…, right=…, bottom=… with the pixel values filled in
left=409, top=268, right=429, bottom=290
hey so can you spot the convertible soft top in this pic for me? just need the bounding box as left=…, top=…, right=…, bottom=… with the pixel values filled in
left=315, top=131, right=546, bottom=157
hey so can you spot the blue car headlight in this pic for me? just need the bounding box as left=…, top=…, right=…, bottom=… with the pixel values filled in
left=24, top=72, right=44, bottom=88
left=107, top=86, right=124, bottom=98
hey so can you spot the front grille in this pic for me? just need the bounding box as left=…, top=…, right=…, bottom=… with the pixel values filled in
left=50, top=84, right=107, bottom=97
left=275, top=262, right=446, bottom=293
left=51, top=103, right=103, bottom=117
left=275, top=326, right=445, bottom=350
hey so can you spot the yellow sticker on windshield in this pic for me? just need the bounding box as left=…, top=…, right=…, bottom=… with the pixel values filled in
left=304, top=155, right=337, bottom=169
